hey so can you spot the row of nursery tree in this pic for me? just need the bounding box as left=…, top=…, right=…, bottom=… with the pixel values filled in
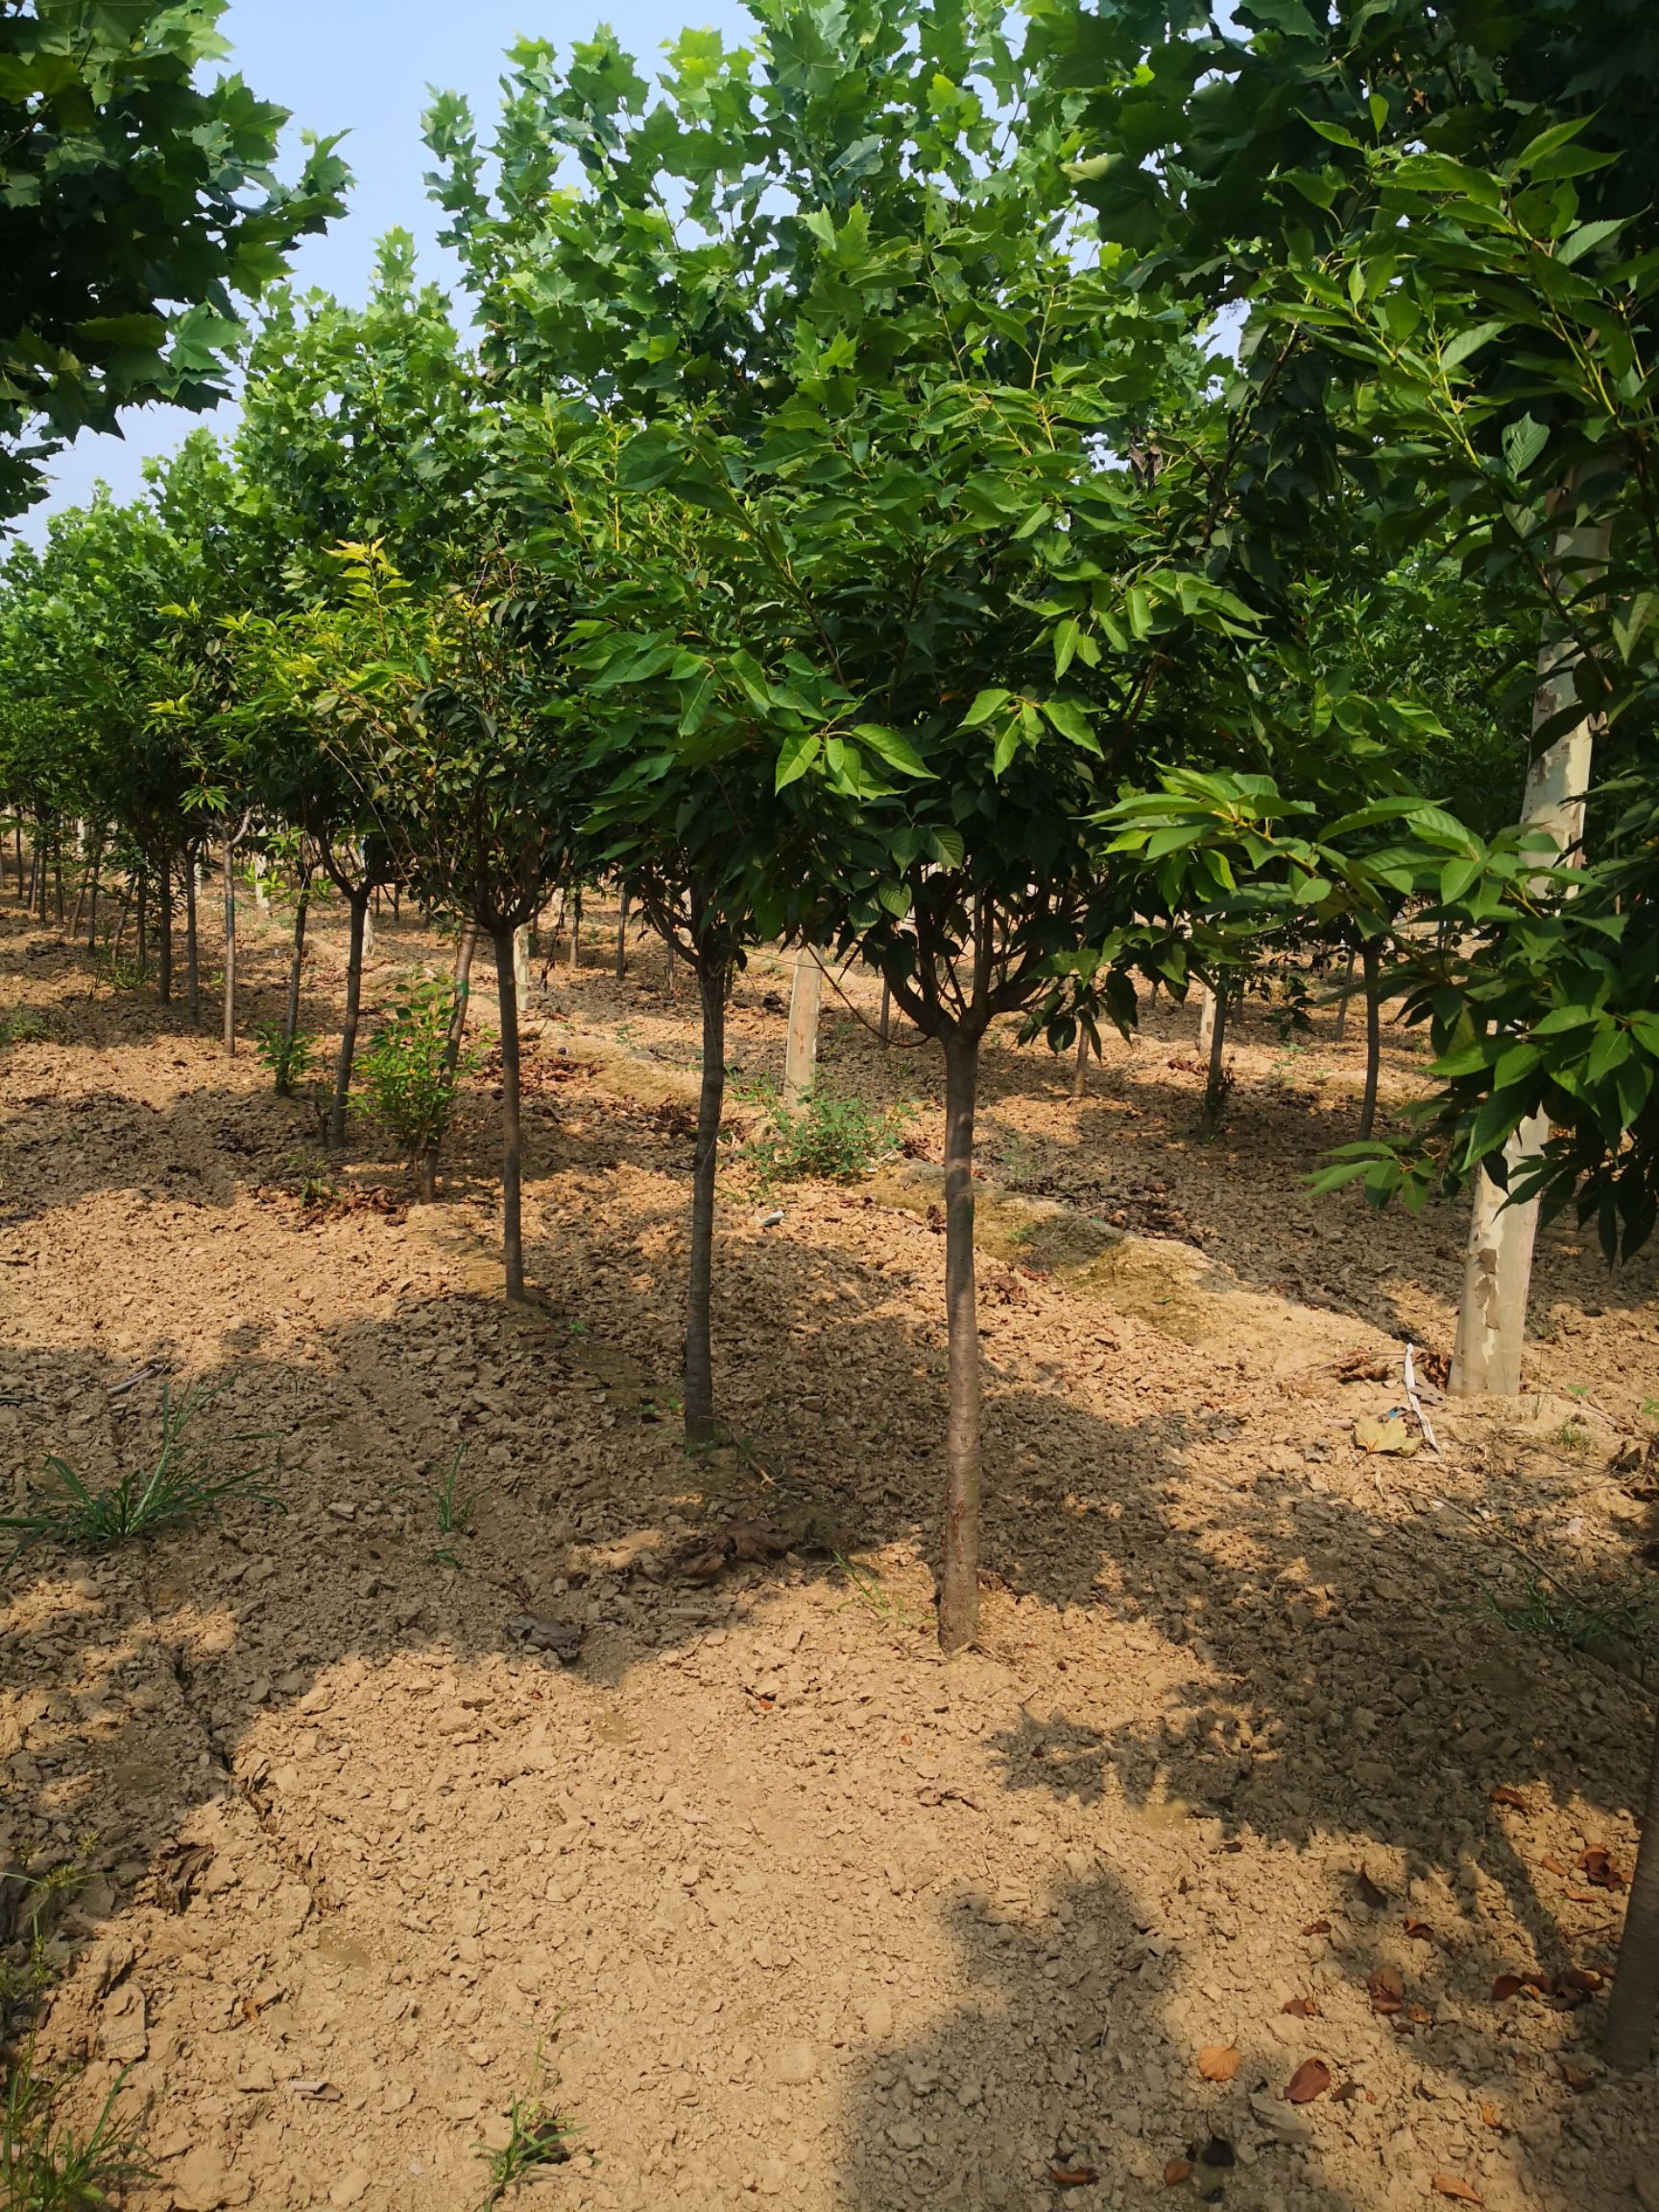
left=5, top=0, right=1659, bottom=2060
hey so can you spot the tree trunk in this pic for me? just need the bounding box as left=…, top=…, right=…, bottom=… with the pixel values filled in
left=1333, top=946, right=1357, bottom=1043
left=568, top=889, right=581, bottom=974
left=53, top=861, right=62, bottom=924
left=1196, top=981, right=1216, bottom=1058
left=615, top=890, right=630, bottom=980
left=513, top=923, right=532, bottom=1012
left=135, top=871, right=148, bottom=977
left=1358, top=939, right=1382, bottom=1140
left=1200, top=990, right=1230, bottom=1132
left=665, top=939, right=676, bottom=998
left=1452, top=508, right=1611, bottom=1397
left=879, top=975, right=892, bottom=1047
left=939, top=1027, right=984, bottom=1653
left=443, top=922, right=478, bottom=1085
left=278, top=888, right=309, bottom=1095
left=784, top=947, right=823, bottom=1109
left=156, top=855, right=173, bottom=1005
left=1603, top=1706, right=1659, bottom=2071
left=685, top=953, right=728, bottom=1441
left=12, top=824, right=20, bottom=897
left=328, top=890, right=370, bottom=1147
left=493, top=926, right=526, bottom=1301
left=1071, top=1024, right=1092, bottom=1100
left=222, top=838, right=238, bottom=1054
left=184, top=857, right=199, bottom=1023
left=85, top=864, right=100, bottom=952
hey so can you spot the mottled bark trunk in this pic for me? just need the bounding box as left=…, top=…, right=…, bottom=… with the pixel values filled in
left=327, top=890, right=370, bottom=1146
left=493, top=926, right=525, bottom=1301
left=1603, top=1708, right=1659, bottom=2070
left=939, top=1027, right=983, bottom=1653
left=1358, top=940, right=1382, bottom=1140
left=278, top=888, right=309, bottom=1095
left=684, top=954, right=729, bottom=1441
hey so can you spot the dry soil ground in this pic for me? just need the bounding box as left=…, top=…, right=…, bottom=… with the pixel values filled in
left=3, top=886, right=1658, bottom=2212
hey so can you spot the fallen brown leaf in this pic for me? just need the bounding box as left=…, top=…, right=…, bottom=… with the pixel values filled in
left=1406, top=2002, right=1434, bottom=2026
left=1356, top=1865, right=1391, bottom=1910
left=1164, top=2160, right=1193, bottom=2187
left=1367, top=1965, right=1405, bottom=2015
left=1559, top=2061, right=1597, bottom=2092
left=1281, top=1997, right=1319, bottom=2018
left=1197, top=2045, right=1240, bottom=2083
left=1301, top=1917, right=1332, bottom=1936
left=1575, top=1846, right=1628, bottom=1891
left=1331, top=2081, right=1360, bottom=2104
left=1431, top=2176, right=1482, bottom=2204
left=1479, top=2102, right=1503, bottom=2130
left=1488, top=1785, right=1530, bottom=1814
left=1403, top=1918, right=1436, bottom=1942
left=1491, top=1974, right=1524, bottom=2002
left=1556, top=1966, right=1604, bottom=1997
left=1048, top=2164, right=1098, bottom=2190
left=1284, top=2058, right=1333, bottom=2105
left=1540, top=1853, right=1567, bottom=1877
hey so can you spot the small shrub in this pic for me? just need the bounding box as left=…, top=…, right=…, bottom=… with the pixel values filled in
left=360, top=974, right=473, bottom=1198
left=279, top=1151, right=339, bottom=1212
left=744, top=1083, right=911, bottom=1190
left=0, top=1381, right=279, bottom=1569
left=253, top=1022, right=318, bottom=1097
left=0, top=1007, right=50, bottom=1048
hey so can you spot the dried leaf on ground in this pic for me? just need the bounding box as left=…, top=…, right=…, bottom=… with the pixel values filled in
left=1164, top=2160, right=1193, bottom=2186
left=1047, top=2163, right=1098, bottom=2189
left=1431, top=2177, right=1482, bottom=2203
left=1479, top=2102, right=1503, bottom=2130
left=1281, top=1997, right=1318, bottom=2018
left=1196, top=2045, right=1240, bottom=2082
left=1300, top=1916, right=1332, bottom=1936
left=1354, top=1411, right=1417, bottom=1455
left=1368, top=1966, right=1405, bottom=2014
left=1575, top=1846, right=1627, bottom=1890
left=1488, top=1786, right=1530, bottom=1813
left=1559, top=2061, right=1598, bottom=2092
left=1284, top=2058, right=1332, bottom=2105
left=1402, top=1918, right=1435, bottom=1942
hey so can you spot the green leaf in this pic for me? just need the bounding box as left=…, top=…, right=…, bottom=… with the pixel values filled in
left=1501, top=414, right=1549, bottom=477
left=852, top=723, right=930, bottom=779
left=774, top=729, right=821, bottom=792
left=957, top=687, right=1010, bottom=731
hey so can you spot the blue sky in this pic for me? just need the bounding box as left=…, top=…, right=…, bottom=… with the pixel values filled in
left=24, top=0, right=757, bottom=537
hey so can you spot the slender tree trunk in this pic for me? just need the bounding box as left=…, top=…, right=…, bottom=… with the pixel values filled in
left=514, top=923, right=532, bottom=1012
left=1333, top=946, right=1357, bottom=1043
left=184, top=857, right=199, bottom=1023
left=1357, top=940, right=1382, bottom=1140
left=1603, top=1709, right=1659, bottom=2071
left=939, top=1027, right=984, bottom=1653
left=615, top=890, right=630, bottom=980
left=568, top=888, right=582, bottom=974
left=1454, top=501, right=1610, bottom=1396
left=111, top=884, right=132, bottom=963
left=1196, top=980, right=1216, bottom=1058
left=222, top=837, right=240, bottom=1053
left=328, top=890, right=370, bottom=1146
left=685, top=953, right=728, bottom=1440
left=84, top=863, right=100, bottom=952
left=665, top=939, right=676, bottom=998
left=135, top=872, right=148, bottom=978
left=784, top=947, right=823, bottom=1108
left=492, top=925, right=526, bottom=1301
left=53, top=863, right=63, bottom=924
left=277, top=887, right=309, bottom=1096
left=71, top=835, right=98, bottom=940
left=414, top=922, right=477, bottom=1202
left=156, top=856, right=173, bottom=1004
left=1200, top=989, right=1230, bottom=1132
left=1071, top=1024, right=1092, bottom=1100
left=879, top=975, right=892, bottom=1047
left=12, top=825, right=20, bottom=897
left=443, top=923, right=478, bottom=1086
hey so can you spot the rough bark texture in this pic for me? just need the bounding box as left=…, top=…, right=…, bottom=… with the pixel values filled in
left=1358, top=939, right=1382, bottom=1140
left=493, top=926, right=526, bottom=1301
left=615, top=890, right=630, bottom=979
left=1333, top=947, right=1356, bottom=1044
left=939, top=1027, right=983, bottom=1654
left=878, top=976, right=892, bottom=1047
left=1071, top=1025, right=1091, bottom=1100
left=327, top=892, right=370, bottom=1148
left=684, top=955, right=728, bottom=1442
left=1603, top=1708, right=1659, bottom=2070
